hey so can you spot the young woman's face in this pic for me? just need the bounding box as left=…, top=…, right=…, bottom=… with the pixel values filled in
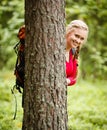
left=67, top=28, right=88, bottom=49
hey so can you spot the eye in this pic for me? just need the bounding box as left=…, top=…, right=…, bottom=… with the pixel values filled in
left=75, top=34, right=84, bottom=41
left=75, top=34, right=79, bottom=38
left=80, top=37, right=84, bottom=41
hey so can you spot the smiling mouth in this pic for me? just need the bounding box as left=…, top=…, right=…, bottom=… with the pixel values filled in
left=72, top=41, right=78, bottom=48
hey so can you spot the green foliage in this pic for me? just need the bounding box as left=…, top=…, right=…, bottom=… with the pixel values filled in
left=0, top=0, right=24, bottom=69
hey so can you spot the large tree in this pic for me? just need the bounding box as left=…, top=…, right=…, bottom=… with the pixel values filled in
left=22, top=0, right=67, bottom=130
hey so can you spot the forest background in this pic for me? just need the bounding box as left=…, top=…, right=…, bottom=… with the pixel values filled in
left=0, top=0, right=107, bottom=130
left=1, top=0, right=107, bottom=80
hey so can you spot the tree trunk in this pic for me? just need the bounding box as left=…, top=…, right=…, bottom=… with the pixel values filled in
left=22, top=0, right=67, bottom=130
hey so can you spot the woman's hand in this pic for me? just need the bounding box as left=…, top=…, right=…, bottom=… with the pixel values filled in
left=66, top=78, right=71, bottom=85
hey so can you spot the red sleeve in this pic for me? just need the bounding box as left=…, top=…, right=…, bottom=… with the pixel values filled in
left=68, top=77, right=76, bottom=86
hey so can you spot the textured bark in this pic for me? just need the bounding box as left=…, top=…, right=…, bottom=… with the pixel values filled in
left=22, top=0, right=67, bottom=130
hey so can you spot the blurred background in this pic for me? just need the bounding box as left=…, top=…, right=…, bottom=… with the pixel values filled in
left=0, top=0, right=107, bottom=80
left=0, top=0, right=24, bottom=71
left=0, top=0, right=107, bottom=130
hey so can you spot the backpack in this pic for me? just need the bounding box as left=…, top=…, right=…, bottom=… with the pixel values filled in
left=13, top=25, right=25, bottom=93
left=11, top=25, right=25, bottom=119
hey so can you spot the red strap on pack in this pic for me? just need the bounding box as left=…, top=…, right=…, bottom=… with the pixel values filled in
left=17, top=25, right=25, bottom=40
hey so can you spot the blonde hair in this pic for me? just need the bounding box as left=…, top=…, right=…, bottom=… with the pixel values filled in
left=67, top=20, right=88, bottom=33
left=66, top=20, right=89, bottom=42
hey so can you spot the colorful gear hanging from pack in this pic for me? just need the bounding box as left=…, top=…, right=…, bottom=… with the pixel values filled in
left=13, top=25, right=25, bottom=93
left=11, top=25, right=25, bottom=120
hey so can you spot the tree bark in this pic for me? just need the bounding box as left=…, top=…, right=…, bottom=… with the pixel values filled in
left=22, top=0, right=67, bottom=130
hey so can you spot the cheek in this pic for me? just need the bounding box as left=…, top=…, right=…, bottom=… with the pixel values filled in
left=68, top=35, right=74, bottom=43
left=68, top=37, right=71, bottom=43
left=67, top=35, right=71, bottom=44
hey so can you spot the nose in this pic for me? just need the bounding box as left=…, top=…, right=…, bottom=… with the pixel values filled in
left=76, top=38, right=82, bottom=45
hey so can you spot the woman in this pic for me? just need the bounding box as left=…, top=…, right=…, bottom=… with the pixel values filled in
left=66, top=20, right=89, bottom=86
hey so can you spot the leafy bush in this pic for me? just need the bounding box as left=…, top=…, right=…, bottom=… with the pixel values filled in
left=0, top=0, right=24, bottom=69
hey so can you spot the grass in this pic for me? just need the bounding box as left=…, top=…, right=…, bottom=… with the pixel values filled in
left=0, top=70, right=107, bottom=130
left=68, top=80, right=107, bottom=130
left=0, top=70, right=23, bottom=130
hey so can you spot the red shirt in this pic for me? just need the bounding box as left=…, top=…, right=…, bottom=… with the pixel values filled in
left=66, top=49, right=78, bottom=86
